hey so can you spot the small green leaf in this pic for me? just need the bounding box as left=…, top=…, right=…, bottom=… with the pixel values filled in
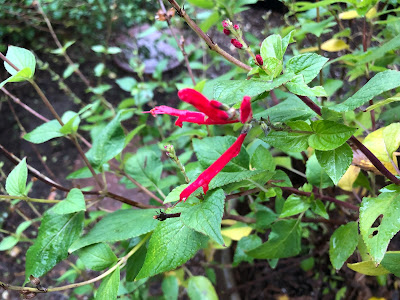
left=6, top=157, right=27, bottom=196
left=180, top=189, right=225, bottom=245
left=315, top=143, right=353, bottom=184
left=360, top=192, right=400, bottom=263
left=261, top=34, right=283, bottom=61
left=136, top=218, right=208, bottom=279
left=250, top=145, right=275, bottom=172
left=164, top=185, right=188, bottom=204
left=286, top=80, right=327, bottom=97
left=23, top=120, right=63, bottom=144
left=162, top=276, right=179, bottom=300
left=4, top=46, right=36, bottom=79
left=308, top=120, right=356, bottom=151
left=280, top=194, right=310, bottom=218
left=95, top=266, right=120, bottom=300
left=332, top=70, right=400, bottom=112
left=187, top=0, right=214, bottom=8
left=16, top=220, right=32, bottom=237
left=69, top=209, right=158, bottom=252
left=77, top=243, right=118, bottom=271
left=306, top=155, right=334, bottom=189
left=286, top=53, right=329, bottom=84
left=106, top=47, right=121, bottom=54
left=91, top=45, right=106, bottom=53
left=233, top=235, right=262, bottom=266
left=25, top=211, right=84, bottom=281
left=60, top=111, right=81, bottom=135
left=0, top=236, right=19, bottom=251
left=329, top=221, right=359, bottom=270
left=246, top=219, right=301, bottom=259
left=52, top=188, right=86, bottom=215
left=63, top=63, right=79, bottom=79
left=116, top=77, right=137, bottom=92
left=187, top=276, right=218, bottom=300
left=311, top=199, right=329, bottom=219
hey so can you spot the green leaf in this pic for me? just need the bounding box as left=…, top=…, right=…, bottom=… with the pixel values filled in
left=52, top=188, right=86, bottom=215
left=347, top=261, right=390, bottom=276
left=0, top=68, right=33, bottom=88
left=180, top=189, right=225, bottom=245
left=63, top=63, right=79, bottom=79
left=116, top=77, right=137, bottom=92
left=23, top=120, right=63, bottom=144
left=381, top=251, right=400, bottom=277
left=250, top=145, right=275, bottom=171
left=77, top=243, right=118, bottom=271
left=263, top=120, right=312, bottom=152
left=233, top=235, right=262, bottom=266
left=329, top=221, right=359, bottom=270
left=187, top=0, right=214, bottom=8
left=124, top=149, right=162, bottom=188
left=0, top=236, right=19, bottom=251
left=213, top=73, right=295, bottom=106
left=92, top=45, right=106, bottom=53
left=246, top=219, right=301, bottom=259
left=360, top=192, right=400, bottom=263
left=193, top=136, right=249, bottom=171
left=60, top=111, right=80, bottom=135
left=286, top=53, right=329, bottom=84
left=359, top=33, right=400, bottom=65
left=126, top=241, right=147, bottom=281
left=306, top=155, right=334, bottom=189
left=162, top=276, right=179, bottom=300
left=285, top=77, right=327, bottom=97
left=261, top=34, right=283, bottom=61
left=311, top=199, right=329, bottom=219
left=164, top=185, right=188, bottom=204
left=16, top=220, right=32, bottom=236
left=308, top=120, right=356, bottom=151
left=25, top=211, right=84, bottom=281
left=4, top=46, right=36, bottom=79
left=106, top=47, right=121, bottom=54
left=279, top=194, right=310, bottom=218
left=332, top=70, right=400, bottom=112
left=95, top=266, right=120, bottom=300
left=86, top=110, right=128, bottom=169
left=6, top=157, right=27, bottom=196
left=136, top=218, right=208, bottom=279
left=200, top=11, right=220, bottom=32
left=69, top=209, right=158, bottom=252
left=315, top=143, right=353, bottom=185
left=209, top=170, right=266, bottom=190
left=383, top=123, right=400, bottom=158
left=187, top=276, right=218, bottom=300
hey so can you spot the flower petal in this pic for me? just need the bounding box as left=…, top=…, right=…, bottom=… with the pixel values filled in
left=240, top=96, right=253, bottom=124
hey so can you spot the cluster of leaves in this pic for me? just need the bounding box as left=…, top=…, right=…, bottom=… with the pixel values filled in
left=2, top=0, right=400, bottom=299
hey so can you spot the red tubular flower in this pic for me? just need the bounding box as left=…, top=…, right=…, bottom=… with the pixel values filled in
left=255, top=54, right=263, bottom=66
left=180, top=133, right=247, bottom=202
left=231, top=38, right=243, bottom=49
left=223, top=28, right=231, bottom=35
left=240, top=96, right=253, bottom=124
left=178, top=88, right=231, bottom=121
left=144, top=105, right=238, bottom=127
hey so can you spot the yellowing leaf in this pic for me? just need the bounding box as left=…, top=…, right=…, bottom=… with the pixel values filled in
left=211, top=235, right=232, bottom=250
left=338, top=165, right=360, bottom=192
left=366, top=7, right=377, bottom=19
left=383, top=123, right=400, bottom=157
left=369, top=298, right=386, bottom=300
left=347, top=261, right=390, bottom=276
left=339, top=10, right=360, bottom=20
left=221, top=219, right=237, bottom=226
left=321, top=39, right=349, bottom=52
left=221, top=226, right=252, bottom=241
left=299, top=46, right=319, bottom=53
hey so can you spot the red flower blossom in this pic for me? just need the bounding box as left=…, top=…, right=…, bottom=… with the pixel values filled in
left=231, top=38, right=243, bottom=49
left=144, top=105, right=238, bottom=128
left=180, top=133, right=248, bottom=202
left=223, top=28, right=231, bottom=35
left=240, top=96, right=253, bottom=123
left=255, top=54, right=263, bottom=66
left=178, top=88, right=232, bottom=121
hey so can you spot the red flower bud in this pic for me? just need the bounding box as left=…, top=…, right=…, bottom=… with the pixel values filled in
left=180, top=133, right=247, bottom=201
left=223, top=28, right=231, bottom=35
left=240, top=96, right=253, bottom=124
left=233, top=24, right=239, bottom=30
left=231, top=38, right=243, bottom=49
left=255, top=54, right=263, bottom=66
left=222, top=20, right=229, bottom=28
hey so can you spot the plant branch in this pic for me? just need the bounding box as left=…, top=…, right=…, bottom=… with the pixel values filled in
left=0, top=194, right=60, bottom=204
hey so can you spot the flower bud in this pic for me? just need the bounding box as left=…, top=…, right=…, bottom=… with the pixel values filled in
left=255, top=54, right=263, bottom=66
left=231, top=39, right=243, bottom=49
left=233, top=24, right=239, bottom=30
left=222, top=20, right=229, bottom=28
left=223, top=28, right=231, bottom=35
left=260, top=122, right=271, bottom=137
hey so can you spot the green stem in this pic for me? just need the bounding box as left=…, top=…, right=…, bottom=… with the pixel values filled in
left=0, top=194, right=60, bottom=204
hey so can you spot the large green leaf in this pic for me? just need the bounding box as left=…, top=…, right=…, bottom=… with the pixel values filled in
left=308, top=120, right=356, bottom=150
left=329, top=221, right=359, bottom=270
left=52, top=188, right=86, bottom=215
left=213, top=73, right=295, bottom=106
left=315, top=143, right=353, bottom=185
left=95, top=267, right=120, bottom=300
left=179, top=189, right=225, bottom=245
left=25, top=211, right=84, bottom=281
left=126, top=241, right=147, bottom=281
left=286, top=53, right=329, bottom=84
left=193, top=136, right=249, bottom=171
left=86, top=110, right=128, bottom=169
left=359, top=33, right=400, bottom=65
left=136, top=218, right=208, bottom=279
left=246, top=219, right=301, bottom=259
left=332, top=70, right=400, bottom=112
left=77, top=243, right=117, bottom=271
left=5, top=157, right=27, bottom=196
left=23, top=120, right=64, bottom=144
left=306, top=155, right=334, bottom=189
left=187, top=276, right=218, bottom=300
left=360, top=192, right=400, bottom=263
left=69, top=209, right=158, bottom=252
